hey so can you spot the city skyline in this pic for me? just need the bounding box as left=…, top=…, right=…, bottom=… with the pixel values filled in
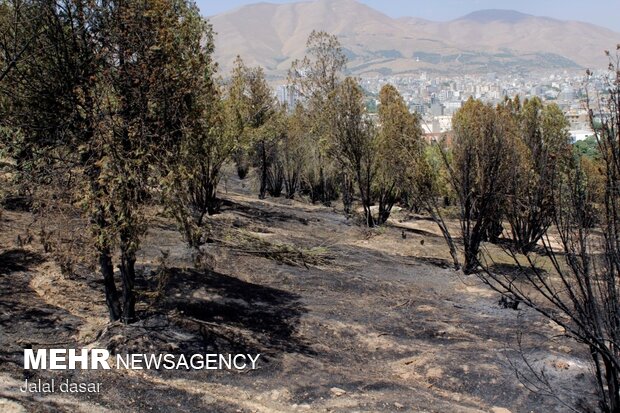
left=197, top=0, right=620, bottom=32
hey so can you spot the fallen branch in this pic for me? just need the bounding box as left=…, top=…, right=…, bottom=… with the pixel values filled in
left=213, top=230, right=333, bottom=268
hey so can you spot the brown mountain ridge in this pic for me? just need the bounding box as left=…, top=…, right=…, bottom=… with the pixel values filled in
left=209, top=0, right=620, bottom=79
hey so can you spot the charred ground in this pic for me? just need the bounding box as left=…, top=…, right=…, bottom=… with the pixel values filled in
left=0, top=175, right=596, bottom=413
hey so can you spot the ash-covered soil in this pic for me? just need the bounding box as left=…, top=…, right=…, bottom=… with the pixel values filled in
left=0, top=174, right=597, bottom=412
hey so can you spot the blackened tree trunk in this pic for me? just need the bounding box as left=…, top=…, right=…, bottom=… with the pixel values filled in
left=462, top=196, right=487, bottom=274
left=284, top=168, right=299, bottom=199
left=94, top=196, right=121, bottom=321
left=99, top=247, right=121, bottom=321
left=259, top=141, right=268, bottom=199
left=602, top=354, right=620, bottom=413
left=267, top=162, right=284, bottom=197
left=341, top=172, right=353, bottom=216
left=377, top=202, right=393, bottom=226
left=205, top=177, right=219, bottom=216
left=319, top=161, right=326, bottom=205
left=463, top=237, right=481, bottom=274
left=376, top=183, right=397, bottom=225
left=119, top=230, right=136, bottom=324
left=357, top=170, right=375, bottom=227
left=233, top=149, right=249, bottom=179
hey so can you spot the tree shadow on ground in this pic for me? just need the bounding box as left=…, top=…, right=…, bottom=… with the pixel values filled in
left=166, top=268, right=312, bottom=354
left=489, top=237, right=549, bottom=256
left=104, top=267, right=314, bottom=359
left=0, top=249, right=43, bottom=275
left=488, top=262, right=548, bottom=280
left=1, top=195, right=32, bottom=212
left=413, top=256, right=456, bottom=269
left=220, top=198, right=305, bottom=225
left=391, top=225, right=443, bottom=239
left=0, top=249, right=80, bottom=363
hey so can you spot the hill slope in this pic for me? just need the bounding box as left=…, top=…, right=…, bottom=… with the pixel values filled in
left=0, top=170, right=595, bottom=412
left=209, top=0, right=620, bottom=78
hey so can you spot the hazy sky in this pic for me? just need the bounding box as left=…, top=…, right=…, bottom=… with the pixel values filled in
left=197, top=0, right=620, bottom=32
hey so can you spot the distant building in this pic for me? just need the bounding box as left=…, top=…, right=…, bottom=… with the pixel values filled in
left=559, top=86, right=576, bottom=102
left=564, top=109, right=590, bottom=130
left=569, top=130, right=595, bottom=142
left=443, top=101, right=462, bottom=116
left=276, top=85, right=298, bottom=109
left=432, top=116, right=452, bottom=134
left=409, top=102, right=425, bottom=115
left=430, top=102, right=444, bottom=116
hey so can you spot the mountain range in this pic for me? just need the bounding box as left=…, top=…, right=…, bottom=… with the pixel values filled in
left=209, top=0, right=620, bottom=78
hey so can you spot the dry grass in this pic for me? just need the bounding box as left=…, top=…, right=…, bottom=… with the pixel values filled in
left=215, top=229, right=333, bottom=268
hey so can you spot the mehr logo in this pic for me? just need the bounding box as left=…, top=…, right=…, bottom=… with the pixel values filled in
left=23, top=349, right=261, bottom=371
left=24, top=349, right=111, bottom=370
